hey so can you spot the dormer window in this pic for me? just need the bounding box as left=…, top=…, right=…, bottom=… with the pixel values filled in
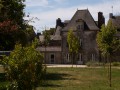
left=77, top=24, right=84, bottom=30
left=76, top=19, right=84, bottom=30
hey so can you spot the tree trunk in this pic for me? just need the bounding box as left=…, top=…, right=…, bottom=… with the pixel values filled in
left=44, top=46, right=46, bottom=65
left=109, top=54, right=112, bottom=87
left=72, top=53, right=73, bottom=68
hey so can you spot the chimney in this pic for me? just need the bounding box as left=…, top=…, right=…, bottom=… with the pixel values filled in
left=109, top=13, right=113, bottom=18
left=98, top=12, right=105, bottom=29
left=56, top=18, right=64, bottom=28
left=56, top=18, right=62, bottom=27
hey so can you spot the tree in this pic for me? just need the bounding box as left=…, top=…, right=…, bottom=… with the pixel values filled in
left=0, top=0, right=25, bottom=29
left=0, top=0, right=36, bottom=50
left=43, top=30, right=50, bottom=64
left=96, top=20, right=120, bottom=87
left=2, top=39, right=46, bottom=90
left=0, top=0, right=27, bottom=50
left=25, top=25, right=36, bottom=43
left=67, top=29, right=80, bottom=67
left=42, top=28, right=55, bottom=35
left=0, top=20, right=27, bottom=50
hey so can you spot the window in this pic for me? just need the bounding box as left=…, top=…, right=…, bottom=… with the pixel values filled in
left=77, top=23, right=84, bottom=30
left=77, top=53, right=83, bottom=64
left=80, top=39, right=82, bottom=47
left=79, top=53, right=82, bottom=61
left=50, top=54, right=55, bottom=64
left=66, top=42, right=68, bottom=47
left=91, top=54, right=95, bottom=61
left=77, top=25, right=81, bottom=30
left=66, top=53, right=71, bottom=63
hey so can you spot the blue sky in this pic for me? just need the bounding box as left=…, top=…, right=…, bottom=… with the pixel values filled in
left=24, top=0, right=120, bottom=33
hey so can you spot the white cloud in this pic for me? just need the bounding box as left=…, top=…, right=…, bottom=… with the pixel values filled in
left=26, top=0, right=120, bottom=32
left=25, top=0, right=49, bottom=7
left=54, top=0, right=68, bottom=3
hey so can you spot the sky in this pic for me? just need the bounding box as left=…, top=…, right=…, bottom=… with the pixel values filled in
left=24, top=0, right=120, bottom=33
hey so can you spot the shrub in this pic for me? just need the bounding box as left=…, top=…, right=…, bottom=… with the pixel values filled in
left=2, top=40, right=46, bottom=90
left=86, top=61, right=103, bottom=67
left=112, top=62, right=120, bottom=66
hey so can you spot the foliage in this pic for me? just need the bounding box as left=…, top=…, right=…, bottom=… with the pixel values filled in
left=42, top=28, right=55, bottom=35
left=0, top=0, right=25, bottom=29
left=0, top=0, right=36, bottom=50
left=2, top=40, right=46, bottom=90
left=0, top=20, right=18, bottom=33
left=96, top=20, right=120, bottom=87
left=112, top=62, right=120, bottom=66
left=67, top=29, right=80, bottom=64
left=0, top=82, right=8, bottom=90
left=43, top=30, right=50, bottom=46
left=25, top=25, right=36, bottom=43
left=96, top=20, right=120, bottom=56
left=0, top=20, right=27, bottom=50
left=86, top=61, right=103, bottom=67
left=0, top=0, right=28, bottom=50
left=67, top=29, right=80, bottom=54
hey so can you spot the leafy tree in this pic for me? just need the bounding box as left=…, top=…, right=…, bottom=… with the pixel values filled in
left=2, top=39, right=46, bottom=90
left=0, top=20, right=27, bottom=50
left=43, top=30, right=50, bottom=64
left=42, top=28, right=55, bottom=35
left=96, top=20, right=120, bottom=87
left=0, top=0, right=25, bottom=29
left=0, top=0, right=27, bottom=50
left=25, top=25, right=36, bottom=43
left=0, top=0, right=36, bottom=50
left=67, top=29, right=80, bottom=66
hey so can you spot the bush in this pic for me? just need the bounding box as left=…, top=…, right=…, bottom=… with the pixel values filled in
left=0, top=85, right=7, bottom=90
left=86, top=61, right=103, bottom=67
left=0, top=73, right=6, bottom=81
left=2, top=40, right=46, bottom=90
left=112, top=62, right=120, bottom=66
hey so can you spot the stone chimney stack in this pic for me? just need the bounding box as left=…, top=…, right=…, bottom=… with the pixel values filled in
left=98, top=12, right=105, bottom=29
left=56, top=18, right=64, bottom=28
left=109, top=13, right=113, bottom=18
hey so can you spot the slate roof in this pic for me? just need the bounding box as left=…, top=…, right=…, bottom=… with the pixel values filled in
left=109, top=15, right=120, bottom=37
left=110, top=16, right=120, bottom=30
left=63, top=9, right=99, bottom=31
left=51, top=26, right=61, bottom=40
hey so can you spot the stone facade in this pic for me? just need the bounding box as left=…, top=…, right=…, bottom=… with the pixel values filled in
left=108, top=13, right=120, bottom=62
left=37, top=9, right=106, bottom=64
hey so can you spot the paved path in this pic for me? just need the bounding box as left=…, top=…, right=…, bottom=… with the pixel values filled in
left=46, top=64, right=87, bottom=68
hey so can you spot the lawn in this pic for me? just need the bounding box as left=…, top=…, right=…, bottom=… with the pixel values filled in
left=37, top=67, right=120, bottom=90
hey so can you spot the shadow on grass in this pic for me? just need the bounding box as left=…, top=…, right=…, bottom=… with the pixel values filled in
left=45, top=72, right=75, bottom=80
left=41, top=83, right=61, bottom=87
left=41, top=72, right=75, bottom=87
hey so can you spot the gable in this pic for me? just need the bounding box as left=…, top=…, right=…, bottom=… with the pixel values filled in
left=62, top=9, right=99, bottom=31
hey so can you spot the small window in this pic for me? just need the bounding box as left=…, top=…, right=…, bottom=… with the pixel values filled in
left=66, top=42, right=68, bottom=47
left=66, top=53, right=70, bottom=62
left=77, top=25, right=81, bottom=30
left=91, top=54, right=95, bottom=61
left=78, top=53, right=82, bottom=61
left=50, top=54, right=55, bottom=64
left=80, top=39, right=82, bottom=46
left=77, top=24, right=84, bottom=30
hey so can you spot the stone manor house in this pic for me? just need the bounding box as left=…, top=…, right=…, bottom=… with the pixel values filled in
left=37, top=9, right=120, bottom=64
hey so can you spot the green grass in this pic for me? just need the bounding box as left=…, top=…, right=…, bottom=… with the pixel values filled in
left=37, top=67, right=120, bottom=90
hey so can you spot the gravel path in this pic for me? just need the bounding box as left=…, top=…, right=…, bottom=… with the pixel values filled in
left=47, top=64, right=87, bottom=68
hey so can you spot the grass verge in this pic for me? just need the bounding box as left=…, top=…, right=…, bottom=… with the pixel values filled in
left=37, top=67, right=120, bottom=90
